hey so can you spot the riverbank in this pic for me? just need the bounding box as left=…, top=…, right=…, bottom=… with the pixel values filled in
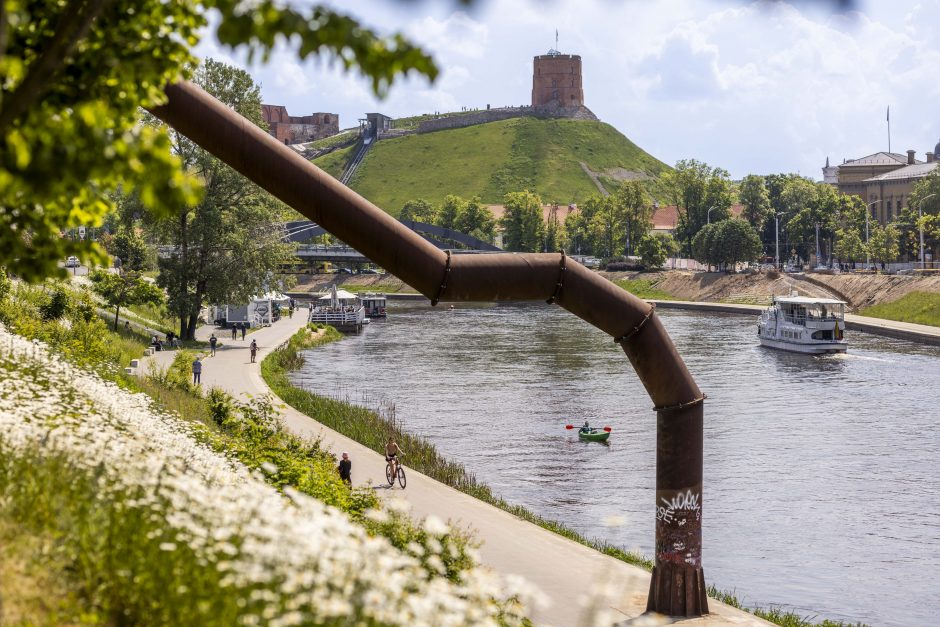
left=139, top=312, right=771, bottom=626
left=291, top=270, right=940, bottom=344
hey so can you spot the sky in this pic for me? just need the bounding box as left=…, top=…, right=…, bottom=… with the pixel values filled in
left=195, top=0, right=940, bottom=180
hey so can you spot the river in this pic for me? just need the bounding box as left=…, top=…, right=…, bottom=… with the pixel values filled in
left=290, top=302, right=940, bottom=627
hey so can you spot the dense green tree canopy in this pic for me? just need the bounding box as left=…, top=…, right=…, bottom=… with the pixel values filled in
left=638, top=232, right=680, bottom=269
left=149, top=59, right=296, bottom=339
left=399, top=199, right=437, bottom=224
left=455, top=196, right=496, bottom=242
left=663, top=159, right=734, bottom=255
left=739, top=175, right=771, bottom=232
left=0, top=0, right=437, bottom=282
left=501, top=190, right=544, bottom=252
left=89, top=269, right=164, bottom=331
left=692, top=218, right=762, bottom=269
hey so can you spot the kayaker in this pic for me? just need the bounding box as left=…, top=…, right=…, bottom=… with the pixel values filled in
left=579, top=420, right=592, bottom=434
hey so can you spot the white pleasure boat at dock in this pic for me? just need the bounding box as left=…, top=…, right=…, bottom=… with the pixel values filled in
left=757, top=296, right=847, bottom=354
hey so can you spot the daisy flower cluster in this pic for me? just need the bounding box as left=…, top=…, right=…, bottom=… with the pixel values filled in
left=0, top=327, right=537, bottom=625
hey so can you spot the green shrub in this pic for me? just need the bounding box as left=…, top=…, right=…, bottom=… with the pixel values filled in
left=38, top=287, right=69, bottom=321
left=205, top=387, right=235, bottom=428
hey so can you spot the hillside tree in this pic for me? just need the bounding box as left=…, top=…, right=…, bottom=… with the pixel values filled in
left=739, top=175, right=771, bottom=231
left=663, top=159, right=734, bottom=257
left=867, top=223, right=900, bottom=265
left=455, top=196, right=496, bottom=242
left=436, top=195, right=467, bottom=230
left=692, top=219, right=762, bottom=270
left=833, top=228, right=865, bottom=263
left=89, top=269, right=164, bottom=331
left=501, top=191, right=545, bottom=252
left=638, top=232, right=680, bottom=269
left=614, top=181, right=654, bottom=257
left=0, top=0, right=437, bottom=283
left=908, top=170, right=940, bottom=261
left=149, top=59, right=296, bottom=339
left=399, top=199, right=437, bottom=224
left=107, top=225, right=151, bottom=272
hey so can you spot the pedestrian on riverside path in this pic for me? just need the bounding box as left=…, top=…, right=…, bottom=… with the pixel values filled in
left=241, top=322, right=247, bottom=340
left=249, top=339, right=258, bottom=363
left=231, top=323, right=237, bottom=340
left=209, top=333, right=218, bottom=356
left=338, top=452, right=352, bottom=485
left=192, top=356, right=202, bottom=385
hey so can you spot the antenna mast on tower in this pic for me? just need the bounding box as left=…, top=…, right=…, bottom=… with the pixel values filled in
left=555, top=29, right=559, bottom=51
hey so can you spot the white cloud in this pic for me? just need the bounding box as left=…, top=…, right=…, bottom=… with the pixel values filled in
left=407, top=12, right=489, bottom=61
left=191, top=0, right=940, bottom=178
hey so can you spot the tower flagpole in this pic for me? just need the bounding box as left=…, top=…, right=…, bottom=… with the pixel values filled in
left=887, top=105, right=891, bottom=153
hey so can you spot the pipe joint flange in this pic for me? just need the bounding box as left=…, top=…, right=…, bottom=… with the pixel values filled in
left=546, top=250, right=567, bottom=305
left=431, top=250, right=452, bottom=307
left=614, top=302, right=656, bottom=344
left=653, top=394, right=707, bottom=413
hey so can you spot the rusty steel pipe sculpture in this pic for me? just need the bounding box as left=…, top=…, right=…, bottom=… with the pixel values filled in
left=149, top=81, right=709, bottom=616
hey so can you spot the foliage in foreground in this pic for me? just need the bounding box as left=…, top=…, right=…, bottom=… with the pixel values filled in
left=1, top=0, right=436, bottom=282
left=0, top=280, right=531, bottom=623
left=0, top=328, right=533, bottom=625
left=859, top=290, right=940, bottom=328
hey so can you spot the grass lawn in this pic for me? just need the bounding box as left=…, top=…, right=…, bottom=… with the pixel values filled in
left=859, top=291, right=940, bottom=327
left=313, top=117, right=669, bottom=213
left=611, top=277, right=677, bottom=300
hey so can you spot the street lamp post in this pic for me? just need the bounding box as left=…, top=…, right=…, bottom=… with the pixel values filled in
left=916, top=193, right=936, bottom=270
left=774, top=212, right=790, bottom=270
left=866, top=199, right=882, bottom=270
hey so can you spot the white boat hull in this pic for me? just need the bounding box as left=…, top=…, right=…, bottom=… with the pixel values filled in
left=759, top=337, right=847, bottom=354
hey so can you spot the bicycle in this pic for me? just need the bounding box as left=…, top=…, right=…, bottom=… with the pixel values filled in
left=385, top=459, right=406, bottom=488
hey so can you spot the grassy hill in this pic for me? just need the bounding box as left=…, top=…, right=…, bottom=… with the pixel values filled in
left=312, top=116, right=669, bottom=216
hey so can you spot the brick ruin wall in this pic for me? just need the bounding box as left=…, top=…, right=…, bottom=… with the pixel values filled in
left=262, top=105, right=339, bottom=144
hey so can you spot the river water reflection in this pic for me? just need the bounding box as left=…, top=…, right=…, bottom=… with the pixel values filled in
left=291, top=302, right=940, bottom=627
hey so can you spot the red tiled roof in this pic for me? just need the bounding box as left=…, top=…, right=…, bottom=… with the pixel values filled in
left=652, top=204, right=744, bottom=229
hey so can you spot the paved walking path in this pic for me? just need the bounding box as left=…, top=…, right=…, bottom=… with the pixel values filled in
left=143, top=313, right=769, bottom=627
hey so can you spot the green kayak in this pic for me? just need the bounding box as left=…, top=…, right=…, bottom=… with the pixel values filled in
left=578, top=429, right=610, bottom=442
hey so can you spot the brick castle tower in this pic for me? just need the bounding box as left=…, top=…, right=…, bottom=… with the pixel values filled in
left=531, top=50, right=584, bottom=108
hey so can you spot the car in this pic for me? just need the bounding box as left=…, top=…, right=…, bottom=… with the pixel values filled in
left=359, top=268, right=379, bottom=274
left=65, top=256, right=80, bottom=268
left=338, top=267, right=353, bottom=274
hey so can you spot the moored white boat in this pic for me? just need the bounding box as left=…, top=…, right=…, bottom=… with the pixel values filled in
left=360, top=293, right=387, bottom=318
left=757, top=296, right=847, bottom=354
left=308, top=285, right=365, bottom=332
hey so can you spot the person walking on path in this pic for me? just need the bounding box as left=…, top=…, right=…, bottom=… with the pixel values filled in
left=192, top=356, right=202, bottom=385
left=249, top=339, right=258, bottom=363
left=338, top=452, right=352, bottom=485
left=231, top=324, right=237, bottom=340
left=241, top=322, right=247, bottom=340
left=209, top=333, right=218, bottom=356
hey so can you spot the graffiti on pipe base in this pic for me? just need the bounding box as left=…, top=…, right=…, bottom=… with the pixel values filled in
left=655, top=488, right=702, bottom=568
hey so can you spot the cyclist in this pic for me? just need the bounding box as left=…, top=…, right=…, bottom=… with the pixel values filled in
left=385, top=437, right=405, bottom=481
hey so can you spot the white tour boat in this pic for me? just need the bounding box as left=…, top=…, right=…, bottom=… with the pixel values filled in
left=757, top=295, right=847, bottom=354
left=360, top=293, right=387, bottom=318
